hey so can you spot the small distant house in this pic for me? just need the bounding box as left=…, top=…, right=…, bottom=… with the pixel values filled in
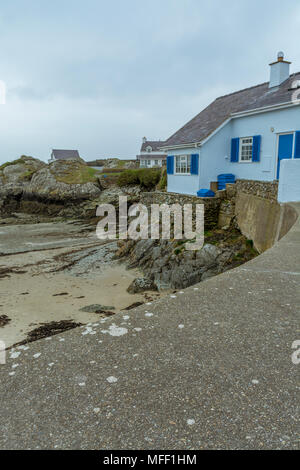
left=137, top=138, right=166, bottom=168
left=49, top=149, right=81, bottom=163
left=162, top=52, right=300, bottom=196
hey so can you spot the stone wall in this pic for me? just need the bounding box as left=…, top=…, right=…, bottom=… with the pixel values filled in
left=140, top=183, right=293, bottom=254
left=140, top=191, right=221, bottom=230
left=235, top=179, right=278, bottom=202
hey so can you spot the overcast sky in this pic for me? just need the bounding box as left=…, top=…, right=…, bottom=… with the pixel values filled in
left=0, top=0, right=299, bottom=164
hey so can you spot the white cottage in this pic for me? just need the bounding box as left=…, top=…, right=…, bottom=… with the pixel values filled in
left=162, top=53, right=300, bottom=198
left=137, top=138, right=166, bottom=168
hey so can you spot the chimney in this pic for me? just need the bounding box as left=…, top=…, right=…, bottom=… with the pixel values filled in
left=143, top=136, right=147, bottom=143
left=269, top=52, right=291, bottom=88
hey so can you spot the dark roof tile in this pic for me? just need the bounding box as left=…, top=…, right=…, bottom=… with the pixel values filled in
left=52, top=149, right=80, bottom=160
left=141, top=140, right=165, bottom=152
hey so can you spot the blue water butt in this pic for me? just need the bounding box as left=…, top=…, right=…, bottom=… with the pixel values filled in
left=217, top=173, right=235, bottom=190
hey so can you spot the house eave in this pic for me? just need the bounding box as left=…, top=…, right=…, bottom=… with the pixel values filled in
left=159, top=142, right=201, bottom=151
left=231, top=100, right=299, bottom=118
left=161, top=117, right=232, bottom=150
left=140, top=151, right=167, bottom=156
left=138, top=154, right=166, bottom=160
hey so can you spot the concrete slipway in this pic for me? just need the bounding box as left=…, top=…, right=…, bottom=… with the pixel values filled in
left=0, top=204, right=299, bottom=450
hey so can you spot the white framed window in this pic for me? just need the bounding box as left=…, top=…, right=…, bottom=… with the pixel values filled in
left=239, top=137, right=253, bottom=162
left=175, top=155, right=191, bottom=174
left=140, top=160, right=146, bottom=167
left=146, top=146, right=152, bottom=153
left=154, top=160, right=159, bottom=166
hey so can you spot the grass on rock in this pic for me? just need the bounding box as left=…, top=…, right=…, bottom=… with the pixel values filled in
left=53, top=165, right=101, bottom=184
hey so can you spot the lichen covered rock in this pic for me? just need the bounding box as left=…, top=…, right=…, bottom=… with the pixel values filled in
left=0, top=156, right=46, bottom=184
left=0, top=157, right=103, bottom=217
left=127, top=277, right=157, bottom=293
left=24, top=166, right=101, bottom=203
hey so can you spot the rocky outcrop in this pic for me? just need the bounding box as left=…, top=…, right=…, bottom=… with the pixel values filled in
left=23, top=167, right=100, bottom=203
left=0, top=157, right=104, bottom=218
left=0, top=183, right=24, bottom=214
left=0, top=155, right=146, bottom=219
left=125, top=240, right=225, bottom=290
left=0, top=156, right=46, bottom=185
left=0, top=157, right=46, bottom=215
left=116, top=224, right=258, bottom=291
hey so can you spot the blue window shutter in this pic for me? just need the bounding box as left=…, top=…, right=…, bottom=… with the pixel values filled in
left=252, top=135, right=261, bottom=162
left=167, top=155, right=174, bottom=175
left=230, top=138, right=239, bottom=162
left=294, top=131, right=300, bottom=158
left=190, top=154, right=199, bottom=175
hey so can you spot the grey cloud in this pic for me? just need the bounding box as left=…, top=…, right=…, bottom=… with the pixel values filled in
left=0, top=0, right=299, bottom=163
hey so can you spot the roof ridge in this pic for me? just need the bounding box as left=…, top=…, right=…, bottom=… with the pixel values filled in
left=289, top=71, right=300, bottom=81
left=215, top=81, right=269, bottom=100
left=216, top=71, right=300, bottom=101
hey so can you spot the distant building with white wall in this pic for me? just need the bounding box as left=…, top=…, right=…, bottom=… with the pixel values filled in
left=137, top=138, right=166, bottom=168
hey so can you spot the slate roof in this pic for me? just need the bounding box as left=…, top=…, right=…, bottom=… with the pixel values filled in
left=141, top=140, right=165, bottom=152
left=51, top=149, right=81, bottom=160
left=163, top=72, right=300, bottom=148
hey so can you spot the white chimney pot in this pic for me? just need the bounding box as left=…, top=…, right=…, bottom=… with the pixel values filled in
left=269, top=52, right=291, bottom=88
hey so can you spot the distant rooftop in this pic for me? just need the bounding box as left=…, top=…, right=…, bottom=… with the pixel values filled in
left=51, top=149, right=81, bottom=160
left=141, top=139, right=165, bottom=152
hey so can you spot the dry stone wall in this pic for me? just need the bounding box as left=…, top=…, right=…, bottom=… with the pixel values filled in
left=140, top=191, right=221, bottom=230
left=235, top=179, right=278, bottom=202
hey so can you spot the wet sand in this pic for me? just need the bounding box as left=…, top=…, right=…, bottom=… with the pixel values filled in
left=0, top=222, right=161, bottom=348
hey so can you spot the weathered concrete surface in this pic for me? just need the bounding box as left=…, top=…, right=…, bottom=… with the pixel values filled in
left=235, top=192, right=297, bottom=253
left=235, top=192, right=281, bottom=253
left=0, top=204, right=299, bottom=450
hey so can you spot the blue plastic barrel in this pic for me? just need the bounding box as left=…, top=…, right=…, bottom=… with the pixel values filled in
left=217, top=173, right=235, bottom=190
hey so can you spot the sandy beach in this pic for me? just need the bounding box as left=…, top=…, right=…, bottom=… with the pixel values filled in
left=0, top=221, right=161, bottom=348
